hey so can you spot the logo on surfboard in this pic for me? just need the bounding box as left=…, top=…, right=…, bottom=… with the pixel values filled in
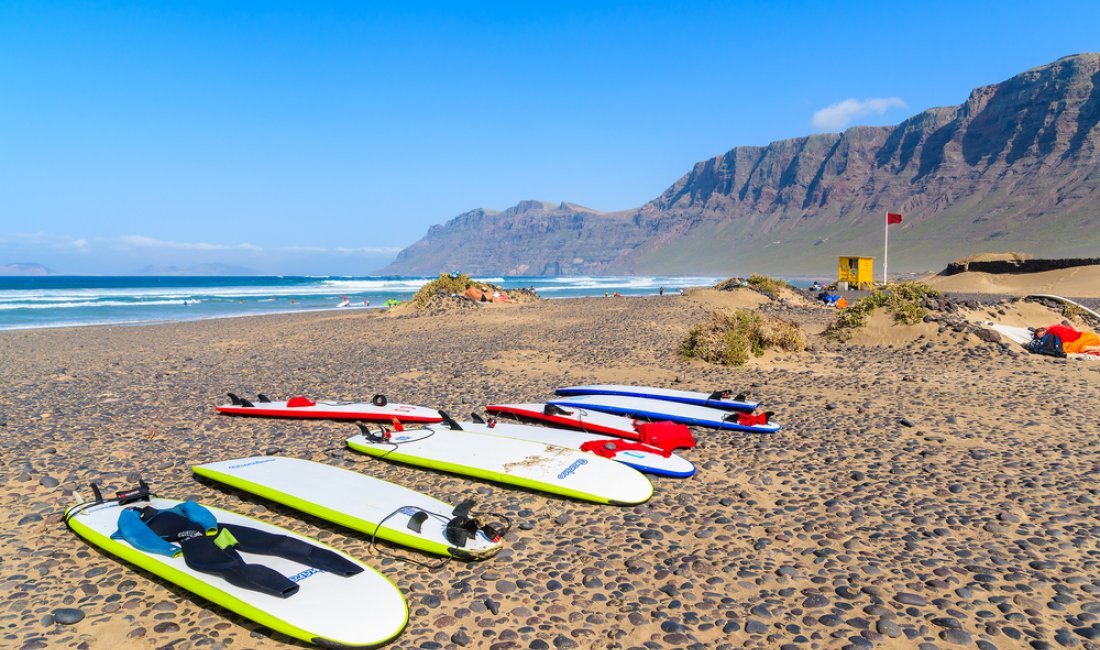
left=289, top=567, right=327, bottom=583
left=557, top=458, right=588, bottom=480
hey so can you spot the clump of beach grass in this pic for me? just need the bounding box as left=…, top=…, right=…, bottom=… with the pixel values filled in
left=747, top=274, right=789, bottom=299
left=409, top=273, right=489, bottom=309
left=407, top=273, right=538, bottom=311
left=827, top=281, right=941, bottom=339
left=680, top=309, right=805, bottom=365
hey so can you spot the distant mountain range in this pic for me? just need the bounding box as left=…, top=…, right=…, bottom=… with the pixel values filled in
left=130, top=263, right=257, bottom=276
left=0, top=263, right=52, bottom=276
left=381, top=53, right=1100, bottom=276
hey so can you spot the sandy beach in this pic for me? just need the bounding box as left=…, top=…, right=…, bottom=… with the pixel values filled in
left=3, top=276, right=1100, bottom=650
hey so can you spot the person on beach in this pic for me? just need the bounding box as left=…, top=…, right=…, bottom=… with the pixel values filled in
left=1032, top=324, right=1100, bottom=354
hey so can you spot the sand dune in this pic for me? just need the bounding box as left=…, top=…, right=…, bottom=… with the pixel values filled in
left=922, top=264, right=1100, bottom=297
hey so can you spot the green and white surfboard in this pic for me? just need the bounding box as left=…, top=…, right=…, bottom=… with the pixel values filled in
left=65, top=495, right=407, bottom=648
left=193, top=456, right=505, bottom=560
left=346, top=426, right=653, bottom=505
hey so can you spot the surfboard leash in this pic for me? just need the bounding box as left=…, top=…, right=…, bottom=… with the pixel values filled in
left=367, top=506, right=452, bottom=570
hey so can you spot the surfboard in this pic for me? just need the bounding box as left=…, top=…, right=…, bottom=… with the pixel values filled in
left=216, top=393, right=443, bottom=423
left=437, top=418, right=695, bottom=478
left=1027, top=294, right=1100, bottom=320
left=984, top=322, right=1100, bottom=361
left=65, top=492, right=407, bottom=648
left=193, top=457, right=505, bottom=560
left=486, top=402, right=663, bottom=438
left=549, top=394, right=781, bottom=433
left=346, top=424, right=653, bottom=505
left=555, top=384, right=759, bottom=411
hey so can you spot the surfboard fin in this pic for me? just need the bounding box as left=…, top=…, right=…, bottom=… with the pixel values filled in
left=239, top=397, right=254, bottom=408
left=257, top=394, right=272, bottom=403
left=355, top=421, right=391, bottom=443
left=228, top=392, right=242, bottom=405
left=470, top=412, right=486, bottom=424
left=452, top=499, right=475, bottom=517
left=543, top=404, right=572, bottom=416
left=407, top=511, right=428, bottom=534
left=437, top=411, right=462, bottom=430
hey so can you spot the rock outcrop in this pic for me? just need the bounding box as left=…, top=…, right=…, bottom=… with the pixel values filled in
left=382, top=53, right=1100, bottom=276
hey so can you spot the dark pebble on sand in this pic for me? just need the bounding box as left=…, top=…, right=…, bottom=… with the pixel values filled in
left=554, top=513, right=570, bottom=525
left=52, top=608, right=84, bottom=625
left=877, top=619, right=901, bottom=637
left=18, top=514, right=43, bottom=525
left=895, top=592, right=928, bottom=606
left=451, top=630, right=470, bottom=646
left=529, top=641, right=549, bottom=650
left=640, top=529, right=663, bottom=540
left=941, top=628, right=971, bottom=645
left=153, top=622, right=180, bottom=634
left=899, top=418, right=914, bottom=427
left=804, top=594, right=829, bottom=608
left=1054, top=629, right=1079, bottom=646
left=39, top=476, right=59, bottom=488
left=745, top=619, right=768, bottom=634
left=552, top=634, right=578, bottom=649
left=485, top=597, right=500, bottom=614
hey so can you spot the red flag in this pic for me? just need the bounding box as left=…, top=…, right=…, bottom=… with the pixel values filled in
left=887, top=212, right=903, bottom=225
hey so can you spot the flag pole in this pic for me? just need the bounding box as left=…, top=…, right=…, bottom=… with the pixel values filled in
left=883, top=211, right=889, bottom=286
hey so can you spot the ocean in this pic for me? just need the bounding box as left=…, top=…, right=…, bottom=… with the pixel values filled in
left=0, top=275, right=750, bottom=331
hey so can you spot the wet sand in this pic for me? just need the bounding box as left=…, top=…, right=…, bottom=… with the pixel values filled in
left=2, top=289, right=1099, bottom=649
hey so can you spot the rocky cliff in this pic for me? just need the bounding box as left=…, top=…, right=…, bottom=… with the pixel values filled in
left=382, top=53, right=1100, bottom=276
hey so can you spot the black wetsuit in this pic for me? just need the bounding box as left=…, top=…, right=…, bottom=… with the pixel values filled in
left=116, top=502, right=362, bottom=598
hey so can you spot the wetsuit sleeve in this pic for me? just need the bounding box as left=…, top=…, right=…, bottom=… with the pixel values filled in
left=177, top=501, right=219, bottom=533
left=221, top=524, right=363, bottom=577
left=112, top=509, right=182, bottom=557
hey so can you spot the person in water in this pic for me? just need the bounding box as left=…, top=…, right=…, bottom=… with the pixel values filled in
left=1033, top=324, right=1100, bottom=353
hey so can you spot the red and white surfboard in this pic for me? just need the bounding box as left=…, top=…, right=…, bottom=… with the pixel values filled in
left=216, top=393, right=443, bottom=423
left=485, top=402, right=695, bottom=450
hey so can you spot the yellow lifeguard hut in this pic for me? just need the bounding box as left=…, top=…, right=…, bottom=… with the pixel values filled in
left=838, top=256, right=874, bottom=290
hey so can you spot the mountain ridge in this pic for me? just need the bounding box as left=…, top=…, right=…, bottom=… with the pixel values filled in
left=381, top=53, right=1100, bottom=276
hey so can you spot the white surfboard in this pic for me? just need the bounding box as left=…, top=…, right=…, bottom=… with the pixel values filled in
left=65, top=495, right=407, bottom=647
left=549, top=394, right=781, bottom=433
left=193, top=457, right=506, bottom=560
left=439, top=419, right=695, bottom=478
left=346, top=425, right=653, bottom=505
left=984, top=322, right=1100, bottom=361
left=555, top=384, right=759, bottom=411
left=216, top=393, right=443, bottom=423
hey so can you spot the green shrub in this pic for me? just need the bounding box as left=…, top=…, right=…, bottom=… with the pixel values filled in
left=680, top=309, right=805, bottom=366
left=826, top=281, right=940, bottom=338
left=410, top=273, right=487, bottom=309
left=747, top=274, right=789, bottom=299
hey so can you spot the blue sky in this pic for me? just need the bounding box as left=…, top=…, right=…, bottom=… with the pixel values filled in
left=2, top=1, right=1097, bottom=274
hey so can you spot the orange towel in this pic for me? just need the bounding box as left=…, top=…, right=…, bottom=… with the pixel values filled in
left=1062, top=331, right=1100, bottom=354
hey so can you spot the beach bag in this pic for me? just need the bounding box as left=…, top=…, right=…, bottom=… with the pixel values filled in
left=1026, top=333, right=1066, bottom=358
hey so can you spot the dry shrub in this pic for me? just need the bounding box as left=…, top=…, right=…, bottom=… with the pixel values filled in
left=680, top=309, right=805, bottom=366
